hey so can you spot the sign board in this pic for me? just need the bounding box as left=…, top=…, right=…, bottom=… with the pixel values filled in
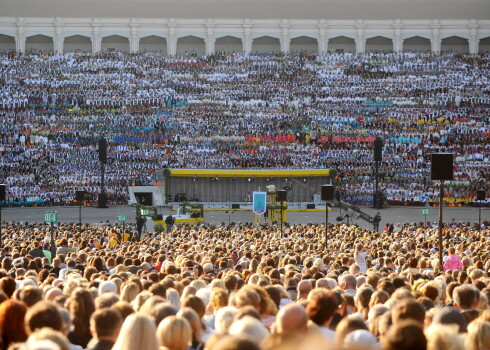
left=44, top=211, right=57, bottom=223
left=422, top=209, right=429, bottom=215
left=118, top=215, right=127, bottom=222
left=140, top=209, right=150, bottom=216
left=253, top=192, right=267, bottom=216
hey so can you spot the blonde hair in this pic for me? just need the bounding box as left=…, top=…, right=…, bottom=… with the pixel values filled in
left=27, top=327, right=70, bottom=350
left=177, top=307, right=202, bottom=344
left=157, top=316, right=192, bottom=350
left=112, top=314, right=159, bottom=350
left=465, top=320, right=490, bottom=350
left=425, top=324, right=464, bottom=350
left=166, top=288, right=181, bottom=310
left=120, top=282, right=140, bottom=303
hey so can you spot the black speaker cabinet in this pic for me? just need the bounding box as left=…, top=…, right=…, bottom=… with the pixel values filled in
left=431, top=153, right=453, bottom=181
left=321, top=185, right=335, bottom=201
left=98, top=137, right=107, bottom=163
left=231, top=204, right=240, bottom=209
left=75, top=190, right=86, bottom=202
left=373, top=137, right=383, bottom=162
left=277, top=190, right=287, bottom=202
left=0, top=184, right=5, bottom=201
left=477, top=190, right=486, bottom=201
left=307, top=204, right=316, bottom=209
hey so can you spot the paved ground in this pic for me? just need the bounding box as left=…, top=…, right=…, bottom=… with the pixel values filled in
left=1, top=204, right=487, bottom=230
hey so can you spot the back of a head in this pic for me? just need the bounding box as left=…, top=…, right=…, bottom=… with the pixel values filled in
left=25, top=301, right=64, bottom=334
left=20, top=286, right=44, bottom=307
left=453, top=285, right=479, bottom=310
left=112, top=314, right=158, bottom=350
left=465, top=319, right=490, bottom=350
left=382, top=320, right=426, bottom=350
left=432, top=307, right=467, bottom=333
left=90, top=308, right=123, bottom=339
left=276, top=303, right=308, bottom=335
left=212, top=335, right=261, bottom=350
left=228, top=315, right=269, bottom=344
left=157, top=315, right=192, bottom=350
left=150, top=302, right=177, bottom=326
left=392, top=299, right=425, bottom=325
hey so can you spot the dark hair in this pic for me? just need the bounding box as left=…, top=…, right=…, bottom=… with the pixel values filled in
left=90, top=308, right=122, bottom=338
left=382, top=320, right=426, bottom=350
left=0, top=300, right=28, bottom=348
left=392, top=299, right=425, bottom=325
left=305, top=290, right=339, bottom=326
left=25, top=301, right=64, bottom=333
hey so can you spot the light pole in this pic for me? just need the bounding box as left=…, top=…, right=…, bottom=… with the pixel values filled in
left=321, top=185, right=334, bottom=249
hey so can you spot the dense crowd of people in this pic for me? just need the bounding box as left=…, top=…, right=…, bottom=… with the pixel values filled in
left=0, top=219, right=488, bottom=350
left=0, top=50, right=489, bottom=207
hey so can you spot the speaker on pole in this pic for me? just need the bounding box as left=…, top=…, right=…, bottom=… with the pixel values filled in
left=477, top=190, right=486, bottom=201
left=373, top=137, right=383, bottom=162
left=98, top=137, right=107, bottom=164
left=277, top=190, right=287, bottom=202
left=0, top=184, right=5, bottom=201
left=75, top=190, right=86, bottom=202
left=431, top=153, right=453, bottom=181
left=321, top=185, right=334, bottom=201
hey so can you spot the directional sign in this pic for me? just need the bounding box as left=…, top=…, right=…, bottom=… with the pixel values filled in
left=422, top=209, right=429, bottom=215
left=44, top=211, right=57, bottom=223
left=253, top=192, right=267, bottom=216
left=140, top=209, right=150, bottom=216
left=118, top=215, right=127, bottom=222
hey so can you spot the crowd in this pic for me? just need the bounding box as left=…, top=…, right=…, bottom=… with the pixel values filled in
left=0, top=50, right=488, bottom=207
left=0, top=219, right=488, bottom=350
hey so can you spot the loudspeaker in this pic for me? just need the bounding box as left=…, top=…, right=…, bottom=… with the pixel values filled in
left=431, top=153, right=453, bottom=181
left=98, top=137, right=107, bottom=163
left=277, top=190, right=287, bottom=202
left=97, top=193, right=108, bottom=208
left=321, top=185, right=335, bottom=201
left=75, top=190, right=86, bottom=202
left=232, top=204, right=240, bottom=209
left=307, top=204, right=315, bottom=209
left=0, top=184, right=5, bottom=201
left=477, top=190, right=486, bottom=201
left=373, top=137, right=383, bottom=162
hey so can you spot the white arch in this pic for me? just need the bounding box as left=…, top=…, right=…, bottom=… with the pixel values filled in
left=251, top=36, right=281, bottom=53
left=101, top=35, right=130, bottom=51
left=176, top=35, right=205, bottom=56
left=25, top=34, right=54, bottom=52
left=64, top=34, right=92, bottom=53
left=215, top=35, right=243, bottom=53
left=139, top=35, right=167, bottom=52
left=290, top=36, right=318, bottom=53
left=328, top=35, right=356, bottom=52
left=0, top=34, right=16, bottom=51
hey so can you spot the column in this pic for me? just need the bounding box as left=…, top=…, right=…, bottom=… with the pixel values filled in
left=469, top=28, right=478, bottom=54
left=16, top=26, right=25, bottom=54
left=130, top=25, right=139, bottom=53
left=393, top=31, right=402, bottom=52
left=92, top=26, right=101, bottom=53
left=356, top=28, right=365, bottom=53
left=280, top=27, right=289, bottom=53
left=243, top=27, right=252, bottom=54
left=168, top=27, right=176, bottom=56
left=55, top=26, right=63, bottom=54
left=431, top=28, right=440, bottom=55
left=318, top=28, right=327, bottom=54
left=205, top=27, right=215, bottom=55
